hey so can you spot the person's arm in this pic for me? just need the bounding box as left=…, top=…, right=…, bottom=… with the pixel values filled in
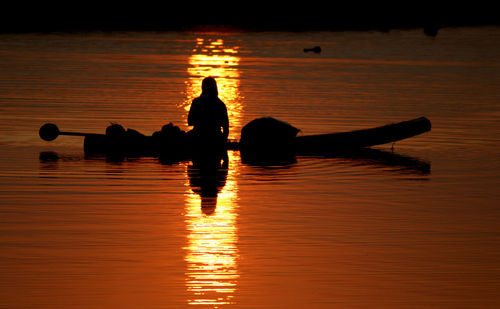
left=222, top=123, right=229, bottom=140
left=221, top=104, right=229, bottom=140
left=187, top=101, right=197, bottom=127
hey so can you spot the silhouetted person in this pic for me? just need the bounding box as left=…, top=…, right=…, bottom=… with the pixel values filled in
left=187, top=77, right=229, bottom=150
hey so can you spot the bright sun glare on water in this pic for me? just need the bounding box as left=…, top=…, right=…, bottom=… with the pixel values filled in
left=183, top=37, right=241, bottom=307
left=182, top=38, right=243, bottom=139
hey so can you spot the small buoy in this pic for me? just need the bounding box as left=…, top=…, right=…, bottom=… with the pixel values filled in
left=39, top=123, right=60, bottom=141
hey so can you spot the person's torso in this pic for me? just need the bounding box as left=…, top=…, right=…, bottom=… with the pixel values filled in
left=192, top=97, right=226, bottom=136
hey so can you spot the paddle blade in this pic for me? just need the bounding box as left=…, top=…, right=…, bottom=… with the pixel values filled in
left=39, top=123, right=60, bottom=141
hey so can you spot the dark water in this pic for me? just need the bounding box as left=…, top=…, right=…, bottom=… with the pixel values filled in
left=0, top=27, right=499, bottom=308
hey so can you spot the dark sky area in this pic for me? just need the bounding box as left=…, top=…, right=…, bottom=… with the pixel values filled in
left=1, top=3, right=498, bottom=33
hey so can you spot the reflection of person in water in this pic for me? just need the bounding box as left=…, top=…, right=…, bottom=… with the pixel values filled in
left=187, top=77, right=229, bottom=148
left=188, top=154, right=228, bottom=215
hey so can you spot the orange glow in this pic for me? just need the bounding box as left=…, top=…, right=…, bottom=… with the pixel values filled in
left=184, top=152, right=240, bottom=307
left=182, top=38, right=243, bottom=139
left=183, top=39, right=242, bottom=305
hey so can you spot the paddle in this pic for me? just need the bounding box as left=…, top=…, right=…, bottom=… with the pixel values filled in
left=39, top=123, right=101, bottom=141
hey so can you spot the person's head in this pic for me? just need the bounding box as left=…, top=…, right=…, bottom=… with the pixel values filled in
left=201, top=77, right=218, bottom=97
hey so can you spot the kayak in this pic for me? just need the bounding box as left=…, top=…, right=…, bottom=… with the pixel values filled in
left=40, top=117, right=431, bottom=158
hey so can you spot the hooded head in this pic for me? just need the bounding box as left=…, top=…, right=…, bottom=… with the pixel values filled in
left=201, top=77, right=218, bottom=98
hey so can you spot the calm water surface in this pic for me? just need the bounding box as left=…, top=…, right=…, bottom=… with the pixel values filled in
left=0, top=28, right=499, bottom=308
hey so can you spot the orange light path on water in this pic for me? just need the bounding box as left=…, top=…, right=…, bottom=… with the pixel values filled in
left=182, top=38, right=243, bottom=139
left=183, top=37, right=242, bottom=307
left=184, top=152, right=240, bottom=307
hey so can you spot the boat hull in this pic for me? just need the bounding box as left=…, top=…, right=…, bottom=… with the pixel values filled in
left=294, top=117, right=431, bottom=154
left=83, top=117, right=431, bottom=158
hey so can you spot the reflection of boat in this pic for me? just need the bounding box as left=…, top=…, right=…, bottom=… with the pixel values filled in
left=240, top=147, right=430, bottom=176
left=40, top=146, right=430, bottom=180
left=305, top=147, right=431, bottom=175
left=40, top=117, right=431, bottom=160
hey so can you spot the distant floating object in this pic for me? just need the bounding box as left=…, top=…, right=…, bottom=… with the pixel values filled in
left=304, top=46, right=321, bottom=53
left=378, top=25, right=391, bottom=33
left=424, top=24, right=440, bottom=37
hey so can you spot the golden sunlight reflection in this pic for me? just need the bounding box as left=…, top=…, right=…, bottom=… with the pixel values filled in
left=182, top=37, right=243, bottom=139
left=184, top=151, right=240, bottom=307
